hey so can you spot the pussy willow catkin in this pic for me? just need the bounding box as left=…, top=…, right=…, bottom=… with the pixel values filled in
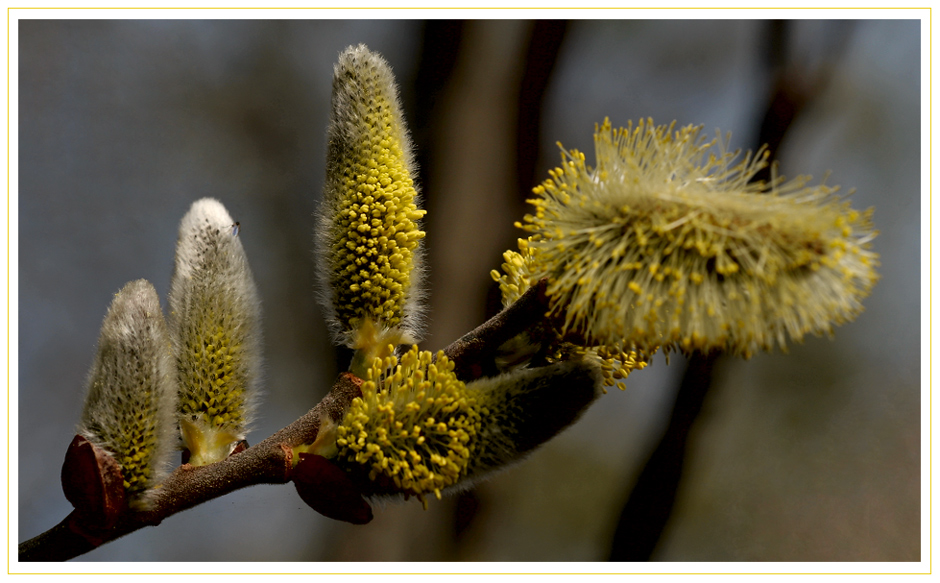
left=79, top=279, right=177, bottom=507
left=333, top=346, right=602, bottom=506
left=317, top=44, right=426, bottom=353
left=169, top=198, right=263, bottom=466
left=514, top=118, right=879, bottom=357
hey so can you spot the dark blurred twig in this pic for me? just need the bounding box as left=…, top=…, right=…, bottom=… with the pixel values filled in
left=516, top=20, right=568, bottom=203
left=607, top=20, right=855, bottom=561
left=608, top=352, right=719, bottom=561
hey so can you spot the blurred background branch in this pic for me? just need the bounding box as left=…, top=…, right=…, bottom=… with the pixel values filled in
left=607, top=19, right=856, bottom=561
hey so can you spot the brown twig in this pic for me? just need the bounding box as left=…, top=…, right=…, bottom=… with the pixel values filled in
left=20, top=284, right=553, bottom=562
left=440, top=278, right=549, bottom=381
left=19, top=373, right=362, bottom=562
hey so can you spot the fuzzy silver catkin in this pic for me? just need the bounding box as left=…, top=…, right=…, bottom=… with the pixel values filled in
left=79, top=279, right=177, bottom=507
left=460, top=360, right=604, bottom=486
left=316, top=44, right=427, bottom=351
left=169, top=198, right=263, bottom=466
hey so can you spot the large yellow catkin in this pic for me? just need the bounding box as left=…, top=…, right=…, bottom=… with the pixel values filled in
left=169, top=198, right=263, bottom=466
left=514, top=118, right=879, bottom=357
left=332, top=346, right=603, bottom=507
left=317, top=44, right=426, bottom=353
left=79, top=279, right=177, bottom=508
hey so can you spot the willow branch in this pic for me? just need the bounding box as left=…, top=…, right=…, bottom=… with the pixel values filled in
left=441, top=278, right=549, bottom=381
left=19, top=373, right=362, bottom=562
left=20, top=284, right=553, bottom=562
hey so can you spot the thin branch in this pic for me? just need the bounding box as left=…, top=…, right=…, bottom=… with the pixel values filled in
left=21, top=285, right=553, bottom=562
left=440, top=278, right=549, bottom=381
left=19, top=373, right=362, bottom=562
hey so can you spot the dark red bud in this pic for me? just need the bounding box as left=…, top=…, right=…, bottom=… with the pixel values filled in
left=293, top=453, right=373, bottom=525
left=61, top=435, right=126, bottom=529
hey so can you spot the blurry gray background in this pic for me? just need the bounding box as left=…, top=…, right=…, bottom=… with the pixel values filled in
left=18, top=19, right=921, bottom=562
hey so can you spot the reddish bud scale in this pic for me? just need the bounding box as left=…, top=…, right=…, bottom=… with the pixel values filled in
left=293, top=453, right=373, bottom=525
left=61, top=435, right=127, bottom=530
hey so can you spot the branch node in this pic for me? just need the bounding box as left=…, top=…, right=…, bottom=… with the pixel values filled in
left=280, top=443, right=295, bottom=479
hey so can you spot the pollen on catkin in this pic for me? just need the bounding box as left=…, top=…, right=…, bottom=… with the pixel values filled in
left=517, top=118, right=879, bottom=357
left=317, top=44, right=426, bottom=352
left=491, top=241, right=650, bottom=390
left=333, top=346, right=481, bottom=506
left=332, top=348, right=604, bottom=507
left=169, top=198, right=262, bottom=466
left=78, top=280, right=177, bottom=508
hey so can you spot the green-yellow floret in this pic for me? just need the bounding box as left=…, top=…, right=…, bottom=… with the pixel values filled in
left=177, top=311, right=250, bottom=465
left=321, top=45, right=426, bottom=347
left=334, top=346, right=483, bottom=506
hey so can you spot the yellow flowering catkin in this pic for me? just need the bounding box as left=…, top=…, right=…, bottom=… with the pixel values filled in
left=333, top=347, right=603, bottom=506
left=318, top=44, right=426, bottom=352
left=169, top=198, right=262, bottom=466
left=517, top=118, right=879, bottom=357
left=78, top=280, right=177, bottom=508
left=334, top=346, right=480, bottom=505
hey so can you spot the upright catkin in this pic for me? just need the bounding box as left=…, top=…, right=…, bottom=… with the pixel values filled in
left=79, top=279, right=177, bottom=508
left=169, top=198, right=263, bottom=466
left=317, top=44, right=427, bottom=357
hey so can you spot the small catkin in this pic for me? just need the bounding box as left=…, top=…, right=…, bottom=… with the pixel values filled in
left=78, top=279, right=177, bottom=508
left=169, top=198, right=262, bottom=466
left=317, top=44, right=427, bottom=352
